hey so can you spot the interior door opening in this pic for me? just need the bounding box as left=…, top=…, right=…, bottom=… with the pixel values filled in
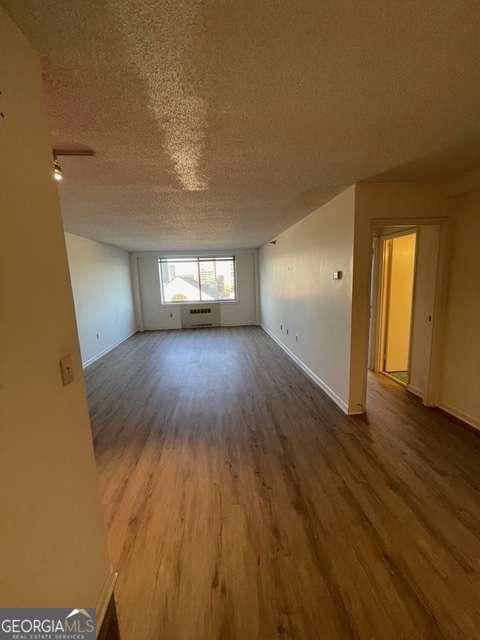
left=366, top=219, right=446, bottom=411
left=381, top=232, right=417, bottom=385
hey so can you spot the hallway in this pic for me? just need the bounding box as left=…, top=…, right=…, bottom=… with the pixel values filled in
left=86, top=327, right=480, bottom=639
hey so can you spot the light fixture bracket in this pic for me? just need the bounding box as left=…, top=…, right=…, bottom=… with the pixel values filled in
left=51, top=148, right=95, bottom=182
left=53, top=148, right=95, bottom=157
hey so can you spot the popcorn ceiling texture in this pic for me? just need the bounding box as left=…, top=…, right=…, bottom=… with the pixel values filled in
left=5, top=1, right=480, bottom=250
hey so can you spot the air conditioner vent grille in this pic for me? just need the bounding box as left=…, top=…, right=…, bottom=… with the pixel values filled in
left=181, top=304, right=220, bottom=328
left=190, top=308, right=211, bottom=314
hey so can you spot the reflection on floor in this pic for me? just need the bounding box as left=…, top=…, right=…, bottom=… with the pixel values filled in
left=388, top=370, right=409, bottom=384
left=86, top=327, right=480, bottom=640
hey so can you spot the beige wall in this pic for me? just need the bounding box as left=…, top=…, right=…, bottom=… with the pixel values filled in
left=258, top=174, right=480, bottom=432
left=258, top=183, right=446, bottom=415
left=439, top=195, right=480, bottom=427
left=65, top=233, right=136, bottom=367
left=350, top=183, right=445, bottom=411
left=1, top=10, right=110, bottom=606
left=352, top=182, right=480, bottom=426
left=259, top=187, right=356, bottom=413
left=384, top=234, right=416, bottom=372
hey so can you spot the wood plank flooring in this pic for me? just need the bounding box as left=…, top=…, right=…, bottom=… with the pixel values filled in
left=86, top=327, right=480, bottom=639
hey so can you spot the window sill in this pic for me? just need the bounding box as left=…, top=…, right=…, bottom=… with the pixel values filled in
left=160, top=300, right=238, bottom=306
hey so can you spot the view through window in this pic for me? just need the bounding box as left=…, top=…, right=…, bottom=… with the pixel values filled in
left=159, top=256, right=236, bottom=303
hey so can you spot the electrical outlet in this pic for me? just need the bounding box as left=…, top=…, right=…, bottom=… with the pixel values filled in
left=59, top=354, right=74, bottom=386
left=96, top=331, right=100, bottom=340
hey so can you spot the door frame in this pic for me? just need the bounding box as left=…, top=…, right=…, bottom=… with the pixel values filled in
left=368, top=216, right=449, bottom=407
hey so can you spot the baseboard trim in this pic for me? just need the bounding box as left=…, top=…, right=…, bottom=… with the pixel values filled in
left=83, top=330, right=137, bottom=368
left=219, top=322, right=260, bottom=327
left=261, top=325, right=355, bottom=415
left=407, top=383, right=423, bottom=398
left=96, top=569, right=118, bottom=631
left=142, top=322, right=259, bottom=331
left=437, top=402, right=480, bottom=432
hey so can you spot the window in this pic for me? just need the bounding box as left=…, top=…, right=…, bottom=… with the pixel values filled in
left=159, top=256, right=237, bottom=303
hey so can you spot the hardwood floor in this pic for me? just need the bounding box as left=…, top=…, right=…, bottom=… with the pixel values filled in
left=86, top=327, right=480, bottom=639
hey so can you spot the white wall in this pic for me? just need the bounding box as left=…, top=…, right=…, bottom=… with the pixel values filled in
left=259, top=187, right=356, bottom=413
left=1, top=9, right=110, bottom=607
left=132, top=250, right=258, bottom=330
left=439, top=195, right=480, bottom=428
left=65, top=233, right=136, bottom=366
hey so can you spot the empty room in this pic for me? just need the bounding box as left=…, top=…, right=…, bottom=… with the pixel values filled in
left=3, top=2, right=480, bottom=639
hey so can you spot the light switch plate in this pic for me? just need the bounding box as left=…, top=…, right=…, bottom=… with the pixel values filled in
left=333, top=271, right=343, bottom=280
left=60, top=354, right=74, bottom=386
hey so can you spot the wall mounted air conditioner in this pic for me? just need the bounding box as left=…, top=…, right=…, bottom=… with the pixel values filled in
left=181, top=304, right=220, bottom=328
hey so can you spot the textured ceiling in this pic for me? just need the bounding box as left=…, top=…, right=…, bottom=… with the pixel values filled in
left=366, top=138, right=480, bottom=183
left=5, top=1, right=480, bottom=250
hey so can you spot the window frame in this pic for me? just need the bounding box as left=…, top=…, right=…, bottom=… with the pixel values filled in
left=158, top=255, right=238, bottom=305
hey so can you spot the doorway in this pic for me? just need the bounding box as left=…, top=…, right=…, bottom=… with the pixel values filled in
left=381, top=232, right=416, bottom=385
left=365, top=218, right=447, bottom=412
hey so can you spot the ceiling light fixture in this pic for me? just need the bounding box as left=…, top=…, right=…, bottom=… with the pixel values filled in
left=53, top=158, right=63, bottom=181
left=51, top=147, right=95, bottom=182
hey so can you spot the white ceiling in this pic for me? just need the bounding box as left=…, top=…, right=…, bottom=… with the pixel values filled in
left=5, top=1, right=480, bottom=250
